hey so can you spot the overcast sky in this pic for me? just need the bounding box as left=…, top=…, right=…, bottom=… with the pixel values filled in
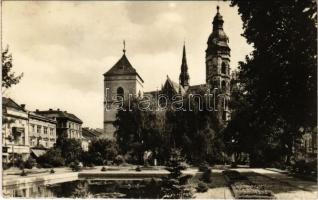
left=3, top=1, right=253, bottom=128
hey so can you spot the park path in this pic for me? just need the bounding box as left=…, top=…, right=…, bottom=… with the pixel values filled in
left=194, top=169, right=233, bottom=199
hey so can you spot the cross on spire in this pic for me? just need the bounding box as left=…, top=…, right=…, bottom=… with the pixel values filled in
left=123, top=40, right=126, bottom=54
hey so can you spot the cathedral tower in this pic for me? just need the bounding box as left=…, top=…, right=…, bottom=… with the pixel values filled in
left=206, top=6, right=231, bottom=123
left=179, top=44, right=190, bottom=91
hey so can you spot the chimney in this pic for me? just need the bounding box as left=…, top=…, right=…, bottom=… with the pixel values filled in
left=36, top=109, right=39, bottom=112
left=20, top=104, right=26, bottom=109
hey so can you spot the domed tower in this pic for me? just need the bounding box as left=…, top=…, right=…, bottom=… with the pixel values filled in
left=206, top=6, right=231, bottom=123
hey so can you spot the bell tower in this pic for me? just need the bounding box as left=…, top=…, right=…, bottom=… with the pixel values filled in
left=206, top=6, right=231, bottom=123
left=103, top=43, right=144, bottom=138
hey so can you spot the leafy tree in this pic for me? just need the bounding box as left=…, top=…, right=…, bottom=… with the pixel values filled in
left=87, top=138, right=118, bottom=165
left=37, top=148, right=65, bottom=167
left=2, top=46, right=23, bottom=92
left=56, top=137, right=83, bottom=165
left=114, top=98, right=168, bottom=164
left=227, top=0, right=317, bottom=166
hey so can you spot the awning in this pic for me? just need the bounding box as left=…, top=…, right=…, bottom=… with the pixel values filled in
left=31, top=149, right=46, bottom=157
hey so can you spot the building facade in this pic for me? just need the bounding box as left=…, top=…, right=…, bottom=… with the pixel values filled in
left=36, top=109, right=83, bottom=140
left=28, top=112, right=57, bottom=149
left=2, top=97, right=30, bottom=162
left=103, top=49, right=144, bottom=138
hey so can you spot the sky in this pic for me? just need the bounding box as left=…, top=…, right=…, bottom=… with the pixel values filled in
left=3, top=1, right=253, bottom=128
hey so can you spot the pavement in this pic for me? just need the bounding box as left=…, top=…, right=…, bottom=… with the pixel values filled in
left=3, top=166, right=317, bottom=199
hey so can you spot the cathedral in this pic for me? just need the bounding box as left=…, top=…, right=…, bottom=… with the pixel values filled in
left=103, top=6, right=231, bottom=137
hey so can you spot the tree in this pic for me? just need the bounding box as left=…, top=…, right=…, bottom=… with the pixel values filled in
left=160, top=149, right=194, bottom=199
left=55, top=137, right=83, bottom=165
left=87, top=138, right=118, bottom=165
left=228, top=0, right=317, bottom=165
left=37, top=148, right=65, bottom=167
left=2, top=46, right=23, bottom=92
left=114, top=97, right=168, bottom=164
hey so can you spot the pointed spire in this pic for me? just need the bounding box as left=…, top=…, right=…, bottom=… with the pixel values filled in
left=182, top=41, right=187, bottom=62
left=217, top=5, right=220, bottom=13
left=179, top=43, right=190, bottom=89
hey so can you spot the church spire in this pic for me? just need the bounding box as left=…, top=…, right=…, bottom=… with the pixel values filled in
left=179, top=43, right=190, bottom=90
left=213, top=5, right=224, bottom=31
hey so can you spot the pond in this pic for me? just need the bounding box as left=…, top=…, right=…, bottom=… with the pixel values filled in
left=3, top=179, right=163, bottom=198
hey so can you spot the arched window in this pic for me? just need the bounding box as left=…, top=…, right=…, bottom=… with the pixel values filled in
left=117, top=87, right=124, bottom=100
left=221, top=62, right=226, bottom=74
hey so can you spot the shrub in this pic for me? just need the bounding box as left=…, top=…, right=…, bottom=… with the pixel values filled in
left=179, top=161, right=189, bottom=170
left=198, top=163, right=210, bottom=172
left=50, top=169, right=55, bottom=174
left=101, top=166, right=107, bottom=171
left=114, top=155, right=125, bottom=166
left=196, top=181, right=208, bottom=193
left=179, top=174, right=193, bottom=185
left=12, top=155, right=25, bottom=169
left=20, top=169, right=27, bottom=176
left=135, top=166, right=142, bottom=172
left=37, top=148, right=65, bottom=167
left=69, top=161, right=81, bottom=172
left=24, top=157, right=36, bottom=169
left=201, top=168, right=213, bottom=183
left=2, top=162, right=11, bottom=170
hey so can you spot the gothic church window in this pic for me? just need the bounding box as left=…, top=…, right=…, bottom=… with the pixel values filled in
left=221, top=80, right=226, bottom=90
left=117, top=87, right=124, bottom=100
left=221, top=62, right=226, bottom=74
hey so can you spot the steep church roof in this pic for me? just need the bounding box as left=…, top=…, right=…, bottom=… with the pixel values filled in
left=103, top=53, right=144, bottom=83
left=164, top=75, right=186, bottom=95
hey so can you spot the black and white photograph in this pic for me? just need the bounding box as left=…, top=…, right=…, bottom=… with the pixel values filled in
left=1, top=0, right=317, bottom=199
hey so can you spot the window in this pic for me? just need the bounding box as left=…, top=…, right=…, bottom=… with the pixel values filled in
left=37, top=125, right=41, bottom=134
left=31, top=124, right=35, bottom=132
left=117, top=87, right=124, bottom=100
left=222, top=81, right=226, bottom=90
left=222, top=111, right=227, bottom=121
left=50, top=128, right=54, bottom=135
left=44, top=127, right=48, bottom=134
left=221, top=62, right=226, bottom=74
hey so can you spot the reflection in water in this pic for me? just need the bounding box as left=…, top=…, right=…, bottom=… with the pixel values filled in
left=3, top=179, right=163, bottom=198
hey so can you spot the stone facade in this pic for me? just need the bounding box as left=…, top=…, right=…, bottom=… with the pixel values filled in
left=28, top=112, right=57, bottom=149
left=2, top=97, right=30, bottom=161
left=36, top=109, right=83, bottom=140
left=103, top=53, right=144, bottom=138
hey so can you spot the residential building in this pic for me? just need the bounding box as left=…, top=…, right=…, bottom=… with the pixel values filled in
left=28, top=111, right=57, bottom=149
left=2, top=97, right=30, bottom=162
left=81, top=127, right=100, bottom=151
left=36, top=109, right=83, bottom=140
